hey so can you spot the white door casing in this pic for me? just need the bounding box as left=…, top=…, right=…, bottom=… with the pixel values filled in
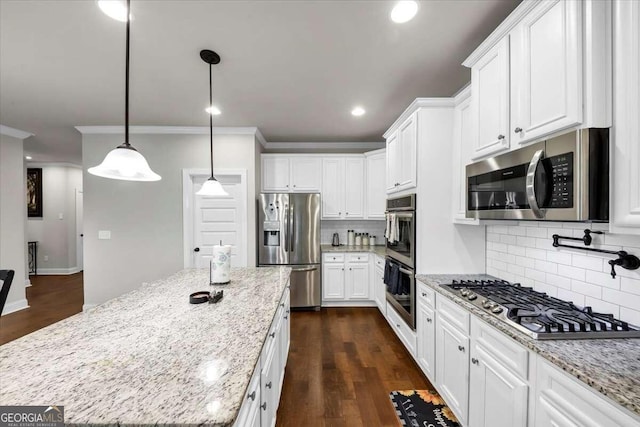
left=182, top=169, right=248, bottom=269
left=75, top=189, right=83, bottom=271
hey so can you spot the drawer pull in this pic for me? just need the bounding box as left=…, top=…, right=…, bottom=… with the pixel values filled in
left=284, top=315, right=288, bottom=319
left=421, top=292, right=427, bottom=297
left=458, top=345, right=465, bottom=352
left=471, top=358, right=479, bottom=365
left=248, top=391, right=256, bottom=401
left=497, top=134, right=505, bottom=140
left=266, top=381, right=273, bottom=389
left=261, top=403, right=267, bottom=411
left=270, top=332, right=276, bottom=338
left=426, top=317, right=432, bottom=323
left=514, top=127, right=522, bottom=133
left=280, top=302, right=285, bottom=307
left=396, top=323, right=400, bottom=328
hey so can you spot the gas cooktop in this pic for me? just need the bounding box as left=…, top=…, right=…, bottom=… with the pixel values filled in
left=440, top=279, right=640, bottom=340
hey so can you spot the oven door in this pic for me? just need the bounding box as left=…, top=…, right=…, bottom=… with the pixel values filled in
left=384, top=258, right=415, bottom=330
left=386, top=212, right=415, bottom=268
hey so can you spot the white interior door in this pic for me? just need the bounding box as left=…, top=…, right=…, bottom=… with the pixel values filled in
left=191, top=172, right=247, bottom=268
left=75, top=189, right=83, bottom=270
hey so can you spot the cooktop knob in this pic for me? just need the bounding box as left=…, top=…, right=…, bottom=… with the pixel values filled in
left=481, top=299, right=491, bottom=308
left=491, top=306, right=503, bottom=314
left=460, top=289, right=469, bottom=297
left=467, top=293, right=477, bottom=300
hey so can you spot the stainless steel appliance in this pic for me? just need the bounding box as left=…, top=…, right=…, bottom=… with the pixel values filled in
left=258, top=193, right=321, bottom=308
left=385, top=194, right=417, bottom=329
left=466, top=128, right=609, bottom=221
left=440, top=279, right=640, bottom=339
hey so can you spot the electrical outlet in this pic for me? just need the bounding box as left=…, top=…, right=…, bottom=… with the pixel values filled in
left=98, top=230, right=111, bottom=240
left=43, top=255, right=48, bottom=262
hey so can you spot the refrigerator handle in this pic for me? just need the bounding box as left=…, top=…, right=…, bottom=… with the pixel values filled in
left=283, top=203, right=289, bottom=251
left=290, top=203, right=295, bottom=252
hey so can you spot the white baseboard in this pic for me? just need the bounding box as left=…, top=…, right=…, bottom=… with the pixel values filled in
left=25, top=279, right=32, bottom=287
left=1, top=299, right=29, bottom=316
left=321, top=300, right=377, bottom=307
left=82, top=304, right=97, bottom=312
left=36, top=267, right=82, bottom=275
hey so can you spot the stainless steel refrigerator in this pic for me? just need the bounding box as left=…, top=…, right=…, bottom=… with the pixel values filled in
left=258, top=193, right=321, bottom=308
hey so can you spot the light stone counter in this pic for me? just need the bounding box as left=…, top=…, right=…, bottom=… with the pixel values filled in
left=416, top=273, right=640, bottom=417
left=0, top=267, right=291, bottom=426
left=320, top=244, right=386, bottom=258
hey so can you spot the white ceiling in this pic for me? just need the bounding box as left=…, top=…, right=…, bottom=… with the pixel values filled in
left=0, top=0, right=520, bottom=164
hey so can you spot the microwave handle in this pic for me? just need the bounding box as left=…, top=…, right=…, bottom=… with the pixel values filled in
left=526, top=149, right=545, bottom=219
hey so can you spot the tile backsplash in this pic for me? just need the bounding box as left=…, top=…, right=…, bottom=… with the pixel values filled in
left=486, top=222, right=640, bottom=325
left=320, top=220, right=386, bottom=246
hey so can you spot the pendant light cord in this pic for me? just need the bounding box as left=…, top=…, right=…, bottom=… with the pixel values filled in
left=209, top=63, right=214, bottom=179
left=124, top=0, right=131, bottom=148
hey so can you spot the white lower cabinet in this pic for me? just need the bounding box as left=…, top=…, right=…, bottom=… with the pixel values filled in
left=234, top=357, right=262, bottom=427
left=416, top=299, right=436, bottom=381
left=386, top=301, right=417, bottom=357
left=373, top=255, right=385, bottom=315
left=322, top=253, right=371, bottom=302
left=322, top=262, right=345, bottom=300
left=346, top=262, right=369, bottom=300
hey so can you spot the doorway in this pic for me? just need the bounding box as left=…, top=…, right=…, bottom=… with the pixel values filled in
left=182, top=169, right=248, bottom=269
left=75, top=189, right=83, bottom=271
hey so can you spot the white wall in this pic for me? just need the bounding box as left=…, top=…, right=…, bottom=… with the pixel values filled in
left=26, top=164, right=82, bottom=273
left=0, top=134, right=28, bottom=314
left=82, top=131, right=260, bottom=307
left=320, top=220, right=386, bottom=246
left=486, top=222, right=640, bottom=325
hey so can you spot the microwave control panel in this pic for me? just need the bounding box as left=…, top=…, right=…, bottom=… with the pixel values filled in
left=548, top=153, right=574, bottom=208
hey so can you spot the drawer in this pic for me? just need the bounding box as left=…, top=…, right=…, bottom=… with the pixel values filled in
left=417, top=281, right=435, bottom=308
left=471, top=316, right=528, bottom=380
left=386, top=301, right=417, bottom=357
left=436, top=295, right=470, bottom=334
left=323, top=253, right=344, bottom=263
left=346, top=253, right=369, bottom=263
left=373, top=255, right=385, bottom=269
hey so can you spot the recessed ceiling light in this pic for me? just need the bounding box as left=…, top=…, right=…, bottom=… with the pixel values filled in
left=391, top=1, right=419, bottom=23
left=25, top=156, right=32, bottom=160
left=205, top=105, right=222, bottom=115
left=97, top=0, right=130, bottom=22
left=351, top=107, right=366, bottom=117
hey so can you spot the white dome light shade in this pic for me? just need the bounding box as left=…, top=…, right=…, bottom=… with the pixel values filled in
left=97, top=0, right=129, bottom=22
left=351, top=106, right=366, bottom=116
left=205, top=105, right=222, bottom=115
left=88, top=146, right=161, bottom=181
left=196, top=178, right=229, bottom=196
left=391, top=1, right=419, bottom=23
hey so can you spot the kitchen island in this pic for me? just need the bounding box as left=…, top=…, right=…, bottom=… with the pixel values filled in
left=0, top=267, right=291, bottom=426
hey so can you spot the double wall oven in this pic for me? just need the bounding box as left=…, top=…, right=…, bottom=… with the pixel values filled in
left=385, top=194, right=416, bottom=329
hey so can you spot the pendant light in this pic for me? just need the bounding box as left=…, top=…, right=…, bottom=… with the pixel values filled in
left=88, top=0, right=161, bottom=182
left=196, top=49, right=228, bottom=197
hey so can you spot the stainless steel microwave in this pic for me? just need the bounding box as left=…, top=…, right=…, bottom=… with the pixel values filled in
left=465, top=128, right=609, bottom=221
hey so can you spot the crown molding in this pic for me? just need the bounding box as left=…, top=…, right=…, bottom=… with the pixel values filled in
left=462, top=0, right=539, bottom=68
left=453, top=84, right=472, bottom=105
left=0, top=125, right=34, bottom=140
left=383, top=97, right=456, bottom=139
left=26, top=161, right=82, bottom=169
left=264, top=142, right=384, bottom=151
left=74, top=125, right=265, bottom=139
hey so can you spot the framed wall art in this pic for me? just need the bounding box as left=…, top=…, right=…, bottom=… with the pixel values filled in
left=27, top=168, right=43, bottom=218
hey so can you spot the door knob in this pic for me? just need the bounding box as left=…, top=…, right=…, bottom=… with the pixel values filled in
left=194, top=247, right=200, bottom=252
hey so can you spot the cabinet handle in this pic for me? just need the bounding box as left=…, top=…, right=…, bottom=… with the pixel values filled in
left=293, top=184, right=296, bottom=188
left=458, top=345, right=465, bottom=352
left=286, top=309, right=290, bottom=314
left=284, top=315, right=288, bottom=319
left=261, top=403, right=267, bottom=411
left=342, top=268, right=344, bottom=271
left=396, top=323, right=400, bottom=328
left=514, top=127, right=522, bottom=133
left=248, top=391, right=256, bottom=401
left=266, top=381, right=273, bottom=389
left=281, top=302, right=285, bottom=307
left=497, top=134, right=505, bottom=140
left=421, top=292, right=427, bottom=297
left=339, top=212, right=342, bottom=216
left=270, top=332, right=276, bottom=338
left=471, top=358, right=479, bottom=365
left=426, top=318, right=432, bottom=323
left=349, top=268, right=352, bottom=271
left=346, top=212, right=349, bottom=216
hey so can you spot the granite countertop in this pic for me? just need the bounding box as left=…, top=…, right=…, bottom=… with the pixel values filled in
left=415, top=273, right=640, bottom=417
left=0, top=267, right=291, bottom=426
left=321, top=244, right=386, bottom=257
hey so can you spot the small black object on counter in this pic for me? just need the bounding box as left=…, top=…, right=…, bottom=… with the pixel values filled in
left=189, top=290, right=224, bottom=304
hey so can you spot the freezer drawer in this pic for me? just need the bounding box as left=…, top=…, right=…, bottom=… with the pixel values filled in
left=289, top=264, right=321, bottom=308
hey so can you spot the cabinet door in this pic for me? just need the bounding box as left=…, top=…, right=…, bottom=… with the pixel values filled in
left=611, top=0, right=640, bottom=233
left=290, top=157, right=322, bottom=192
left=279, top=292, right=290, bottom=389
left=452, top=93, right=475, bottom=222
left=260, top=342, right=277, bottom=427
left=468, top=345, right=528, bottom=427
left=262, top=156, right=291, bottom=192
left=436, top=317, right=470, bottom=425
left=344, top=157, right=365, bottom=219
left=347, top=262, right=369, bottom=299
left=374, top=266, right=386, bottom=314
left=398, top=114, right=417, bottom=190
left=386, top=132, right=400, bottom=193
left=510, top=0, right=582, bottom=145
left=417, top=301, right=436, bottom=382
left=321, top=158, right=344, bottom=219
left=366, top=152, right=386, bottom=219
left=471, top=37, right=510, bottom=159
left=322, top=262, right=345, bottom=300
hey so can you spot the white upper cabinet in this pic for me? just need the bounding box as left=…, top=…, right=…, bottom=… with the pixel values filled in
left=386, top=113, right=417, bottom=194
left=510, top=0, right=582, bottom=145
left=452, top=87, right=479, bottom=224
left=344, top=157, right=365, bottom=219
left=262, top=155, right=321, bottom=192
left=262, top=156, right=291, bottom=192
left=321, top=157, right=365, bottom=220
left=611, top=0, right=640, bottom=234
left=471, top=37, right=511, bottom=159
left=365, top=149, right=386, bottom=219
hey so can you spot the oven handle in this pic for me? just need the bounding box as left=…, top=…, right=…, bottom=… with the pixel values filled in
left=385, top=212, right=414, bottom=218
left=525, top=149, right=545, bottom=219
left=398, top=267, right=414, bottom=276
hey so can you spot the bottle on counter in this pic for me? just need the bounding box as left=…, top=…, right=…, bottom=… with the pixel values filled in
left=363, top=233, right=370, bottom=246
left=370, top=235, right=377, bottom=246
left=355, top=233, right=362, bottom=246
left=347, top=230, right=355, bottom=246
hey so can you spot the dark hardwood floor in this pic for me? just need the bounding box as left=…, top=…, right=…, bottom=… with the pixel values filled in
left=0, top=272, right=84, bottom=345
left=276, top=307, right=432, bottom=427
